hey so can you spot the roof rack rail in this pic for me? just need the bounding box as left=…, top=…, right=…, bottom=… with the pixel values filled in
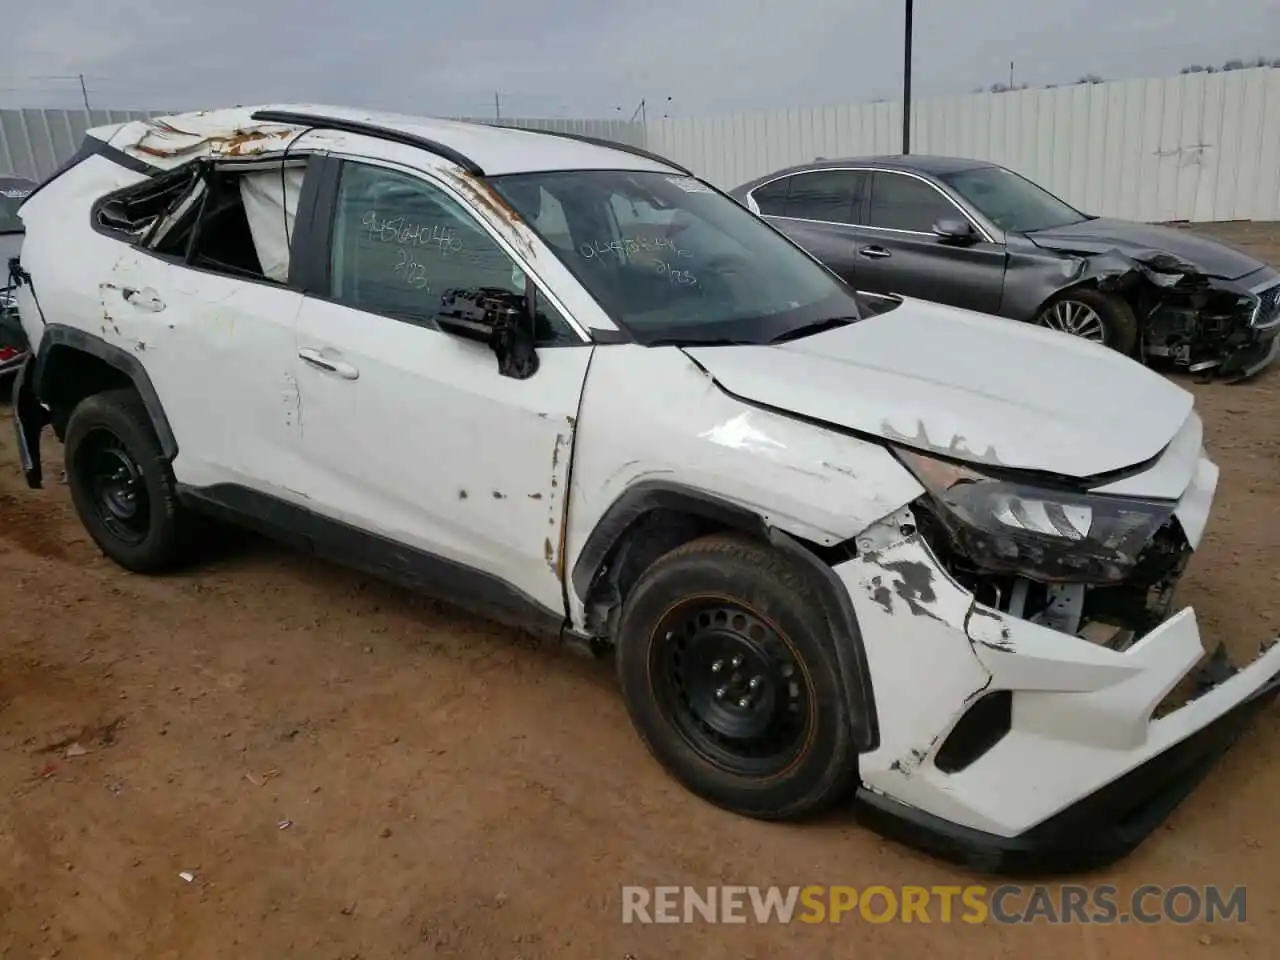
left=490, top=124, right=695, bottom=177
left=249, top=109, right=485, bottom=175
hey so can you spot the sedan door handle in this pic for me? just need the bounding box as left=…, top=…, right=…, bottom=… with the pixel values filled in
left=121, top=286, right=165, bottom=312
left=858, top=245, right=892, bottom=260
left=298, top=348, right=359, bottom=380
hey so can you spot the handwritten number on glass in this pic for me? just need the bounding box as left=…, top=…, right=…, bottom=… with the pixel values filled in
left=578, top=235, right=691, bottom=261
left=362, top=211, right=464, bottom=256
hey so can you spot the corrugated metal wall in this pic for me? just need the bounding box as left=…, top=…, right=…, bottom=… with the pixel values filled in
left=0, top=108, right=645, bottom=182
left=0, top=108, right=163, bottom=181
left=647, top=67, right=1280, bottom=223
left=4, top=69, right=1280, bottom=223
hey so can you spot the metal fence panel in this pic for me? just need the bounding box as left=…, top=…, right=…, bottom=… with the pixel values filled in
left=4, top=70, right=1279, bottom=222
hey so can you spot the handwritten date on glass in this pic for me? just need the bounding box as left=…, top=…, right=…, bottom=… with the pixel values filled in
left=363, top=211, right=464, bottom=255
left=392, top=247, right=431, bottom=289
left=655, top=260, right=697, bottom=286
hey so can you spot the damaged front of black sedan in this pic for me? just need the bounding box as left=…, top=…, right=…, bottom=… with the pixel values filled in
left=1017, top=225, right=1280, bottom=382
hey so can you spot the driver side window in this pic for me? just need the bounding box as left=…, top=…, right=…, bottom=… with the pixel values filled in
left=328, top=162, right=576, bottom=344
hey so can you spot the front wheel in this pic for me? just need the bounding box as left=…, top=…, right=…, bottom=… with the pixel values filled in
left=1033, top=288, right=1138, bottom=355
left=615, top=533, right=858, bottom=821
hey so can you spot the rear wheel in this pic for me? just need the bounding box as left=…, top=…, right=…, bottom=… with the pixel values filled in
left=615, top=533, right=858, bottom=820
left=64, top=389, right=192, bottom=573
left=1034, top=287, right=1138, bottom=355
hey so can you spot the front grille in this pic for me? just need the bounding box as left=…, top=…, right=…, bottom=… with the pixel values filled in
left=1251, top=278, right=1280, bottom=329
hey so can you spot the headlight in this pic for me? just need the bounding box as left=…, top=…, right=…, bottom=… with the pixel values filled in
left=896, top=449, right=1177, bottom=584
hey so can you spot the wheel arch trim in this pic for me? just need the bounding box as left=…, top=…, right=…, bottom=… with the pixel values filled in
left=32, top=323, right=178, bottom=460
left=572, top=479, right=880, bottom=752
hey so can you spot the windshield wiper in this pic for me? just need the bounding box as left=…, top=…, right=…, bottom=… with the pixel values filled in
left=768, top=316, right=858, bottom=344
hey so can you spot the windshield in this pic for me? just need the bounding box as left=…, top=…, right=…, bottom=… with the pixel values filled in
left=487, top=170, right=860, bottom=345
left=939, top=165, right=1088, bottom=233
left=0, top=179, right=35, bottom=235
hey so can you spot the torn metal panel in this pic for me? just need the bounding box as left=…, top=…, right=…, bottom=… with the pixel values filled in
left=125, top=116, right=301, bottom=162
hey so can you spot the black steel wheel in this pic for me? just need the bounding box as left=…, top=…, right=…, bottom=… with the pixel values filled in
left=76, top=429, right=151, bottom=545
left=651, top=600, right=812, bottom=778
left=616, top=533, right=859, bottom=821
left=64, top=389, right=191, bottom=573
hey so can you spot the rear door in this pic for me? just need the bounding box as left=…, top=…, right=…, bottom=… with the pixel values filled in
left=854, top=170, right=1006, bottom=313
left=98, top=157, right=313, bottom=494
left=750, top=170, right=868, bottom=286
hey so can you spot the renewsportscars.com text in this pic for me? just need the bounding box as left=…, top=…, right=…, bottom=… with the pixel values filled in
left=620, top=884, right=1247, bottom=925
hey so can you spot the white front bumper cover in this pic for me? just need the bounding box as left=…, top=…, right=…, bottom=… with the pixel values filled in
left=833, top=509, right=1280, bottom=875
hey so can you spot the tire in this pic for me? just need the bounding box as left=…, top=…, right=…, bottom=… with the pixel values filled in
left=615, top=533, right=858, bottom=821
left=63, top=388, right=191, bottom=573
left=1034, top=287, right=1139, bottom=355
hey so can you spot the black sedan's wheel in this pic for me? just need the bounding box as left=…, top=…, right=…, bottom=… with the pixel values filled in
left=1034, top=287, right=1138, bottom=355
left=616, top=533, right=858, bottom=820
left=64, top=389, right=191, bottom=573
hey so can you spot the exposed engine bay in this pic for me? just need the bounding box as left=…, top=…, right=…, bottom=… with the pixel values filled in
left=1049, top=244, right=1280, bottom=382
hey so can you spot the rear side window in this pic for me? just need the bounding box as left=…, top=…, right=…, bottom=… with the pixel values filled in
left=95, top=159, right=307, bottom=285
left=784, top=171, right=865, bottom=224
left=868, top=172, right=959, bottom=233
left=750, top=178, right=790, bottom=216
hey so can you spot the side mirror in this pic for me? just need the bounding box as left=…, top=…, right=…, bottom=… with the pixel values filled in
left=933, top=218, right=977, bottom=244
left=435, top=287, right=539, bottom=380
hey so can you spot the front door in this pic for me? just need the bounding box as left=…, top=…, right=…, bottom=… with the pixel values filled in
left=853, top=171, right=1006, bottom=314
left=293, top=158, right=592, bottom=617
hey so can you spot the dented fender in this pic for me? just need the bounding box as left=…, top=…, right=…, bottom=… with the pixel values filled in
left=564, top=343, right=927, bottom=623
left=999, top=239, right=1199, bottom=322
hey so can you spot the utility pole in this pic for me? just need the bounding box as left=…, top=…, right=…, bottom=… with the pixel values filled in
left=79, top=74, right=91, bottom=111
left=1009, top=60, right=1014, bottom=90
left=902, top=0, right=913, bottom=154
left=494, top=92, right=501, bottom=121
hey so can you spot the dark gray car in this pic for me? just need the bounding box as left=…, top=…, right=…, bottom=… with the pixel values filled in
left=1, top=176, right=37, bottom=377
left=730, top=157, right=1280, bottom=380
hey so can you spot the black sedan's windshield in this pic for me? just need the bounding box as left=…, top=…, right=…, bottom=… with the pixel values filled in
left=0, top=178, right=35, bottom=235
left=488, top=169, right=861, bottom=344
left=939, top=165, right=1088, bottom=234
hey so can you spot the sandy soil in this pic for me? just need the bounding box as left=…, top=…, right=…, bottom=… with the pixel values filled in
left=1, top=222, right=1279, bottom=959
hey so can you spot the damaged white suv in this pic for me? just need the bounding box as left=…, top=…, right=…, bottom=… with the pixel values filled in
left=9, top=105, right=1279, bottom=873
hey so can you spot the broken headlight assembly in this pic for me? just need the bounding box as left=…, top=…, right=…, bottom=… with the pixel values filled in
left=895, top=449, right=1177, bottom=585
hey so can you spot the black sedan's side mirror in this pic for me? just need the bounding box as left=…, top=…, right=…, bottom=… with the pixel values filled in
left=933, top=218, right=977, bottom=244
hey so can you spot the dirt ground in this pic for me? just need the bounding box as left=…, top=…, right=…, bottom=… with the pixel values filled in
left=1, top=223, right=1279, bottom=960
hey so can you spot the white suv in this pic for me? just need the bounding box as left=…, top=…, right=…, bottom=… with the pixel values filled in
left=9, top=105, right=1279, bottom=873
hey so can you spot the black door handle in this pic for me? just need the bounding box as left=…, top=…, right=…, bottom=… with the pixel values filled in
left=859, top=245, right=891, bottom=260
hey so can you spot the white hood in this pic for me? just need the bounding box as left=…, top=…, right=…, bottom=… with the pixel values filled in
left=683, top=298, right=1194, bottom=479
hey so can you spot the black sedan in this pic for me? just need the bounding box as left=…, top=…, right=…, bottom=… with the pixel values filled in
left=1, top=175, right=36, bottom=379
left=730, top=157, right=1280, bottom=380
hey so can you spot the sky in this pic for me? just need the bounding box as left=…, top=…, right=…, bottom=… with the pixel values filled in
left=2, top=0, right=1278, bottom=119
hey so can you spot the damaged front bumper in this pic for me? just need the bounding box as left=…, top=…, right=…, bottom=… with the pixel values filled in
left=835, top=505, right=1280, bottom=875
